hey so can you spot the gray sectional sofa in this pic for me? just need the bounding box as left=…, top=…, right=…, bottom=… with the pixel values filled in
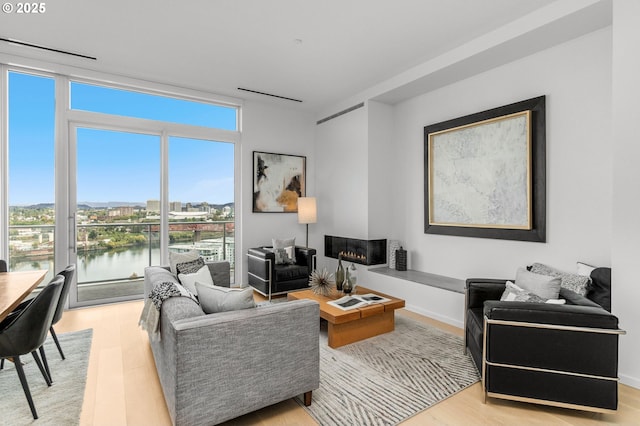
left=143, top=261, right=320, bottom=426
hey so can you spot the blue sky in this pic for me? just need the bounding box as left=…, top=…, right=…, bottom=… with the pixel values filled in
left=8, top=72, right=235, bottom=206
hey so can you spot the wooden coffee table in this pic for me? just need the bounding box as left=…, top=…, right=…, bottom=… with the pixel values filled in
left=288, top=286, right=405, bottom=348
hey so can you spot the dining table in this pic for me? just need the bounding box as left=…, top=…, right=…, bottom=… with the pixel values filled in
left=0, top=270, right=48, bottom=322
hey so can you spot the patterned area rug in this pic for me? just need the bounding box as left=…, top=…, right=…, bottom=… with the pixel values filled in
left=298, top=315, right=479, bottom=425
left=0, top=328, right=93, bottom=425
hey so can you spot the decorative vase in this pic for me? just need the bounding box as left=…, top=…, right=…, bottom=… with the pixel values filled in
left=348, top=263, right=357, bottom=293
left=342, top=267, right=353, bottom=294
left=336, top=255, right=344, bottom=291
left=396, top=246, right=407, bottom=271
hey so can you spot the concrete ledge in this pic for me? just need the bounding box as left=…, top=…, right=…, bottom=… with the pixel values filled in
left=369, top=267, right=465, bottom=294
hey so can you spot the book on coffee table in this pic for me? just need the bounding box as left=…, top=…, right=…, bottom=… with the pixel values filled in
left=328, top=293, right=391, bottom=310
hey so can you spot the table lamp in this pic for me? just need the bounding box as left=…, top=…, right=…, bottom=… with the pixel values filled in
left=297, top=197, right=317, bottom=249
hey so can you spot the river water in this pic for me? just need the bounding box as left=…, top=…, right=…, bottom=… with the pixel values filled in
left=11, top=246, right=162, bottom=284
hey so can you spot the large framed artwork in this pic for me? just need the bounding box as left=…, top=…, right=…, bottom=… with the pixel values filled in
left=253, top=151, right=306, bottom=212
left=424, top=96, right=546, bottom=242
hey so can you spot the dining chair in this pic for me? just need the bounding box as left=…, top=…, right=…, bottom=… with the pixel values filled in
left=0, top=259, right=7, bottom=272
left=49, top=264, right=75, bottom=360
left=0, top=275, right=64, bottom=419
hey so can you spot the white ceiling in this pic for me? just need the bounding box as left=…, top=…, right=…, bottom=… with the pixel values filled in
left=0, top=0, right=610, bottom=113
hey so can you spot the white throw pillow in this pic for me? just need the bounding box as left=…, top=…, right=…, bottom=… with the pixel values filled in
left=169, top=250, right=200, bottom=275
left=515, top=267, right=561, bottom=300
left=178, top=265, right=214, bottom=295
left=196, top=284, right=256, bottom=314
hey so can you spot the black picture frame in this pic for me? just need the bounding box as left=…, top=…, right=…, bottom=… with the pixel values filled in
left=252, top=151, right=306, bottom=213
left=423, top=96, right=546, bottom=242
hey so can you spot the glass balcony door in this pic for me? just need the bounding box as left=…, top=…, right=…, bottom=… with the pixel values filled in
left=69, top=126, right=161, bottom=307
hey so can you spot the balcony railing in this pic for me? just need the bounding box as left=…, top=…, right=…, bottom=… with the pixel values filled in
left=7, top=220, right=235, bottom=301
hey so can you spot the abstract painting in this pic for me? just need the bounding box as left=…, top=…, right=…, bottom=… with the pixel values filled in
left=253, top=151, right=306, bottom=212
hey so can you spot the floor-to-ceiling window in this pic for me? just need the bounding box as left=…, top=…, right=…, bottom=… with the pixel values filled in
left=5, top=72, right=57, bottom=284
left=1, top=66, right=240, bottom=307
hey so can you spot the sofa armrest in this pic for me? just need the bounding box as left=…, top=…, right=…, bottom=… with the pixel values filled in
left=163, top=299, right=320, bottom=425
left=295, top=246, right=316, bottom=269
left=465, top=278, right=508, bottom=310
left=247, top=247, right=275, bottom=281
left=483, top=301, right=619, bottom=329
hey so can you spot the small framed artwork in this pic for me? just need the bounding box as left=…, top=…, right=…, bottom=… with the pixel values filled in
left=253, top=151, right=306, bottom=212
left=424, top=96, right=546, bottom=242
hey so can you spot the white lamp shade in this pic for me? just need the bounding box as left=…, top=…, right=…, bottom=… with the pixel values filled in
left=297, top=197, right=317, bottom=224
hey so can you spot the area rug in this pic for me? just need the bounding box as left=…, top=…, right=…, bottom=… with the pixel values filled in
left=0, top=328, right=93, bottom=425
left=298, top=315, right=479, bottom=425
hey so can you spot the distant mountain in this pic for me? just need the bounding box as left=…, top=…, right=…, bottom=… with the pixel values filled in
left=12, top=201, right=234, bottom=210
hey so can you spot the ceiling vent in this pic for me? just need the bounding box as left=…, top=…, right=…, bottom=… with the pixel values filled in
left=237, top=87, right=302, bottom=103
left=0, top=37, right=97, bottom=60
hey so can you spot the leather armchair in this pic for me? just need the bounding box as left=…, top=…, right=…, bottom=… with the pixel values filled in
left=465, top=277, right=625, bottom=413
left=247, top=246, right=316, bottom=300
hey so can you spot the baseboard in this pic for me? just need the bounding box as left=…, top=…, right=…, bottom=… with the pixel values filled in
left=620, top=372, right=640, bottom=390
left=404, top=303, right=463, bottom=329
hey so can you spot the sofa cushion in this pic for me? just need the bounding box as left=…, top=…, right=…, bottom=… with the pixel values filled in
left=274, top=264, right=309, bottom=282
left=178, top=265, right=214, bottom=295
left=515, top=268, right=561, bottom=300
left=530, top=263, right=591, bottom=296
left=588, top=267, right=612, bottom=312
left=196, top=284, right=256, bottom=314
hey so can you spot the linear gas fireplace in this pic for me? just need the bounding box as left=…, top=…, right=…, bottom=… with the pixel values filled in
left=324, top=235, right=387, bottom=266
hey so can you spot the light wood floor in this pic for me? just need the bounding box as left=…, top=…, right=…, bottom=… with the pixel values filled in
left=54, top=300, right=640, bottom=425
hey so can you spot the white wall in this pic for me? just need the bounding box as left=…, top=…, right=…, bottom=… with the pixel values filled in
left=314, top=106, right=368, bottom=271
left=391, top=27, right=612, bottom=280
left=612, top=0, right=640, bottom=389
left=239, top=100, right=315, bottom=284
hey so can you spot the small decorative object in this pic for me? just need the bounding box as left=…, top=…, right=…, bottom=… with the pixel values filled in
left=348, top=263, right=358, bottom=293
left=309, top=268, right=334, bottom=297
left=342, top=267, right=353, bottom=294
left=335, top=255, right=344, bottom=291
left=388, top=240, right=400, bottom=268
left=395, top=246, right=407, bottom=271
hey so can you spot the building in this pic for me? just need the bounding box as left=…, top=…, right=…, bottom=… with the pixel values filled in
left=146, top=199, right=160, bottom=213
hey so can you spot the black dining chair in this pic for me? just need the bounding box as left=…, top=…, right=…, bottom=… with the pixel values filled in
left=0, top=275, right=64, bottom=419
left=48, top=264, right=75, bottom=361
left=0, top=259, right=7, bottom=272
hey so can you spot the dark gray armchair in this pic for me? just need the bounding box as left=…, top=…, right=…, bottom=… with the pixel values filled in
left=465, top=269, right=625, bottom=413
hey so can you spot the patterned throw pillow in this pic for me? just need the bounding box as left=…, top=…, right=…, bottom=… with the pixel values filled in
left=530, top=263, right=591, bottom=296
left=501, top=281, right=548, bottom=303
left=273, top=248, right=295, bottom=265
left=176, top=257, right=205, bottom=275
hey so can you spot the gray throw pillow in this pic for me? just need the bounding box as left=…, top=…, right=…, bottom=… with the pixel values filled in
left=176, top=257, right=205, bottom=275
left=273, top=247, right=295, bottom=265
left=272, top=237, right=295, bottom=249
left=530, top=262, right=591, bottom=296
left=515, top=267, right=561, bottom=300
left=169, top=250, right=200, bottom=275
left=196, top=283, right=256, bottom=314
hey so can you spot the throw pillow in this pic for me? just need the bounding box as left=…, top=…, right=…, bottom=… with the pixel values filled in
left=515, top=267, right=561, bottom=299
left=501, top=281, right=566, bottom=304
left=176, top=257, right=205, bottom=275
left=169, top=250, right=200, bottom=275
left=196, top=283, right=256, bottom=314
left=273, top=247, right=295, bottom=265
left=272, top=237, right=295, bottom=249
left=501, top=281, right=547, bottom=303
left=577, top=261, right=596, bottom=277
left=530, top=263, right=591, bottom=296
left=589, top=267, right=612, bottom=312
left=178, top=265, right=214, bottom=295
